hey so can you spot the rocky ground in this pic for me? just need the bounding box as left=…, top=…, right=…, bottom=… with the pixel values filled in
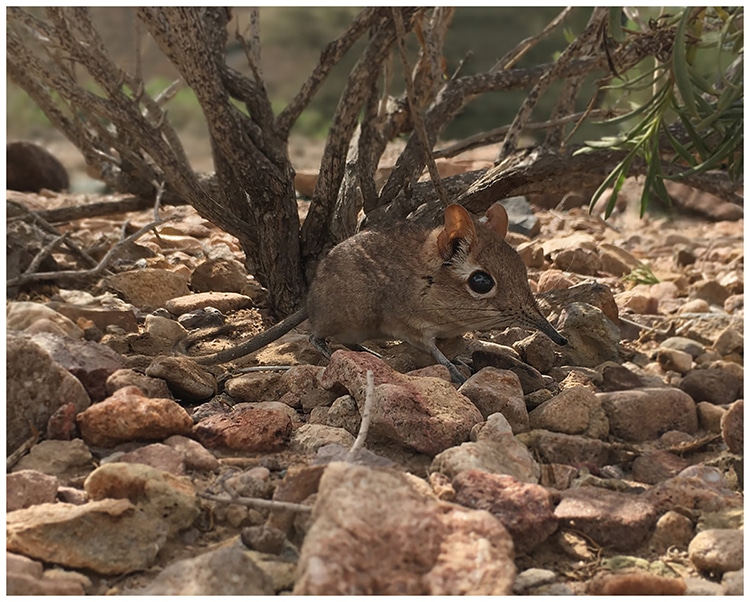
left=5, top=150, right=744, bottom=595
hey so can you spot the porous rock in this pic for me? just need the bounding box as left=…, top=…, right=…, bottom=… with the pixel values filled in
left=193, top=406, right=292, bottom=452
left=721, top=400, right=743, bottom=454
left=145, top=356, right=217, bottom=402
left=294, top=462, right=516, bottom=595
left=321, top=350, right=483, bottom=456
left=76, top=386, right=193, bottom=447
left=689, top=529, right=744, bottom=576
left=458, top=367, right=528, bottom=430
left=528, top=385, right=609, bottom=439
left=679, top=367, right=742, bottom=405
left=7, top=470, right=60, bottom=512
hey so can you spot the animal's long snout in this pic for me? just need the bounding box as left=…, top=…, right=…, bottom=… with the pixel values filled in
left=536, top=315, right=568, bottom=346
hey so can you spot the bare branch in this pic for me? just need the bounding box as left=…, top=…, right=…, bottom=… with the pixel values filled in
left=391, top=7, right=448, bottom=206
left=199, top=491, right=311, bottom=513
left=347, top=370, right=375, bottom=459
left=276, top=7, right=384, bottom=137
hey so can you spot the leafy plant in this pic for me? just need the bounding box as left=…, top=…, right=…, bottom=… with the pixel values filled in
left=579, top=7, right=743, bottom=217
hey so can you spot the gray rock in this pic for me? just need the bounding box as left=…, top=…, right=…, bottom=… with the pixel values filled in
left=513, top=568, right=557, bottom=594
left=128, top=543, right=274, bottom=595
left=721, top=569, right=743, bottom=596
left=326, top=395, right=362, bottom=435
left=660, top=337, right=705, bottom=359
left=106, top=368, right=173, bottom=399
left=290, top=424, right=355, bottom=454
left=12, top=439, right=94, bottom=485
left=526, top=429, right=610, bottom=468
left=7, top=470, right=59, bottom=511
left=106, top=268, right=191, bottom=312
left=714, top=327, right=743, bottom=356
left=656, top=348, right=693, bottom=374
left=558, top=303, right=621, bottom=367
left=721, top=400, right=743, bottom=454
left=146, top=356, right=217, bottom=402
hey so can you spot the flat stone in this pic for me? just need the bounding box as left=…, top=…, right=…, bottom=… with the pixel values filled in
left=145, top=356, right=217, bottom=402
left=660, top=337, right=705, bottom=359
left=164, top=291, right=253, bottom=315
left=721, top=400, right=743, bottom=454
left=555, top=487, right=657, bottom=551
left=528, top=386, right=609, bottom=439
left=526, top=429, right=610, bottom=468
left=45, top=301, right=138, bottom=334
left=193, top=406, right=292, bottom=452
left=11, top=439, right=94, bottom=485
left=7, top=470, right=59, bottom=511
left=106, top=268, right=190, bottom=311
left=557, top=303, right=621, bottom=368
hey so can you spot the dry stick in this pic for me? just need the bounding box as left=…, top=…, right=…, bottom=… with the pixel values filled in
left=7, top=201, right=100, bottom=269
left=23, top=232, right=69, bottom=276
left=199, top=491, right=312, bottom=514
left=492, top=7, right=575, bottom=71
left=347, top=370, right=375, bottom=459
left=391, top=7, right=448, bottom=207
left=6, top=218, right=166, bottom=287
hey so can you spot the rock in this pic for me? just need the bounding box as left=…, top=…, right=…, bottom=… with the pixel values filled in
left=143, top=314, right=187, bottom=350
left=631, top=450, right=691, bottom=485
left=453, top=470, right=558, bottom=552
left=117, top=442, right=186, bottom=475
left=106, top=368, right=173, bottom=399
left=537, top=269, right=574, bottom=292
left=28, top=332, right=125, bottom=402
left=146, top=356, right=217, bottom=402
left=555, top=487, right=657, bottom=551
left=7, top=470, right=59, bottom=511
left=539, top=463, right=578, bottom=489
left=650, top=510, right=694, bottom=553
left=597, top=387, right=698, bottom=442
left=689, top=529, right=744, bottom=576
left=513, top=568, right=558, bottom=594
left=46, top=402, right=78, bottom=440
left=724, top=294, right=743, bottom=313
left=190, top=258, right=250, bottom=294
left=84, top=462, right=199, bottom=537
left=106, top=268, right=190, bottom=311
left=690, top=279, right=730, bottom=306
left=513, top=331, right=561, bottom=374
left=458, top=367, right=528, bottom=430
left=6, top=333, right=91, bottom=454
left=193, top=406, right=292, bottom=452
left=6, top=552, right=89, bottom=595
left=528, top=386, right=609, bottom=439
left=241, top=524, right=287, bottom=554
left=45, top=301, right=139, bottom=334
left=76, top=386, right=193, bottom=447
left=224, top=371, right=284, bottom=403
left=131, top=544, right=275, bottom=595
left=678, top=298, right=710, bottom=313
left=321, top=350, right=483, bottom=456
left=721, top=400, right=743, bottom=454
left=615, top=289, right=659, bottom=314
left=250, top=332, right=321, bottom=366
left=697, top=401, right=725, bottom=433
left=558, top=303, right=621, bottom=367
left=177, top=306, right=226, bottom=330
left=660, top=336, right=705, bottom=359
left=163, top=434, right=219, bottom=472
left=294, top=462, right=516, bottom=595
left=7, top=301, right=85, bottom=338
left=279, top=364, right=338, bottom=410
left=11, top=439, right=93, bottom=485
left=164, top=291, right=253, bottom=315
left=7, top=498, right=168, bottom=575
left=644, top=466, right=743, bottom=513
left=599, top=243, right=641, bottom=276
left=721, top=569, right=744, bottom=595
left=7, top=141, right=69, bottom=192
left=290, top=423, right=355, bottom=454
left=596, top=362, right=648, bottom=391
left=679, top=367, right=742, bottom=405
left=656, top=348, right=693, bottom=374
left=552, top=247, right=601, bottom=275
left=538, top=281, right=620, bottom=326
left=525, top=430, right=610, bottom=468
left=714, top=327, right=743, bottom=356
left=588, top=572, right=686, bottom=595
left=431, top=413, right=540, bottom=484
left=471, top=346, right=547, bottom=393
left=684, top=576, right=724, bottom=595
left=326, top=395, right=362, bottom=435
left=500, top=196, right=539, bottom=237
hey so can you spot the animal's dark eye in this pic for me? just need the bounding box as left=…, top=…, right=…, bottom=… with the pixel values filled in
left=468, top=271, right=494, bottom=294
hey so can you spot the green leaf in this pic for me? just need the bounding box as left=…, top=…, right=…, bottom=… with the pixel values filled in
left=608, top=8, right=626, bottom=43
left=673, top=10, right=699, bottom=118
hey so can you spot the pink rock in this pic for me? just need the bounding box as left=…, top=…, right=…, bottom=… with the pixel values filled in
left=615, top=289, right=659, bottom=314
left=163, top=435, right=219, bottom=472
left=321, top=351, right=483, bottom=456
left=644, top=470, right=743, bottom=514
left=119, top=443, right=186, bottom=475
left=459, top=368, right=528, bottom=430
left=453, top=470, right=558, bottom=552
left=192, top=407, right=292, bottom=452
left=7, top=470, right=59, bottom=511
left=631, top=450, right=691, bottom=485
left=555, top=487, right=657, bottom=551
left=528, top=386, right=609, bottom=439
left=46, top=402, right=78, bottom=440
left=529, top=430, right=610, bottom=468
left=76, top=386, right=193, bottom=447
left=596, top=387, right=698, bottom=442
left=537, top=270, right=575, bottom=292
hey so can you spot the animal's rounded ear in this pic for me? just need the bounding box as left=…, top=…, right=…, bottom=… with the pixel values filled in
left=437, top=204, right=476, bottom=261
left=480, top=202, right=509, bottom=239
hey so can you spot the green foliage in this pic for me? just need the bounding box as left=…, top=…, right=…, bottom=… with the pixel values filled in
left=622, top=264, right=660, bottom=285
left=579, top=7, right=743, bottom=218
